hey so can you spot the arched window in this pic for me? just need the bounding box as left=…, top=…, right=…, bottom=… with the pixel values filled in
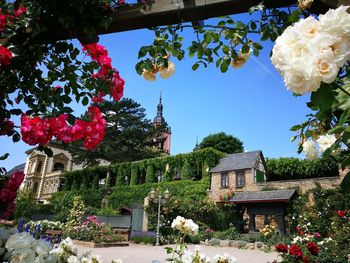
left=53, top=162, right=65, bottom=172
left=36, top=161, right=43, bottom=173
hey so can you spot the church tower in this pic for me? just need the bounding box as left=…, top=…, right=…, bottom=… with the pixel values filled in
left=153, top=92, right=171, bottom=155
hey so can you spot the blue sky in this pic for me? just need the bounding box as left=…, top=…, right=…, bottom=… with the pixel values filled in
left=0, top=13, right=310, bottom=171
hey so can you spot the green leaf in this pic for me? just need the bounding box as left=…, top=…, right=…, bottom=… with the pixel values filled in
left=241, top=45, right=250, bottom=54
left=0, top=153, right=9, bottom=160
left=252, top=42, right=263, bottom=50
left=220, top=59, right=230, bottom=73
left=192, top=63, right=200, bottom=71
left=290, top=124, right=302, bottom=131
left=250, top=21, right=257, bottom=30
left=82, top=97, right=89, bottom=106
left=310, top=84, right=335, bottom=112
left=289, top=10, right=300, bottom=23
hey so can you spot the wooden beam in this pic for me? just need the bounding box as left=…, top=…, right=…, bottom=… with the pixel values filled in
left=44, top=0, right=343, bottom=42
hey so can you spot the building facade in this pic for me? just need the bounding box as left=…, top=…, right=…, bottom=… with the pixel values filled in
left=22, top=141, right=83, bottom=203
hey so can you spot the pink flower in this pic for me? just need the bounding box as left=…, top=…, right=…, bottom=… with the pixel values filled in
left=314, top=232, right=321, bottom=238
left=14, top=6, right=27, bottom=17
left=0, top=46, right=12, bottom=66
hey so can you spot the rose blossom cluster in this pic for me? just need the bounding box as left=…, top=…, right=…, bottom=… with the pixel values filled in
left=0, top=171, right=25, bottom=219
left=171, top=216, right=199, bottom=236
left=82, top=43, right=124, bottom=102
left=271, top=6, right=350, bottom=95
left=0, top=5, right=27, bottom=66
left=142, top=61, right=176, bottom=81
left=21, top=106, right=106, bottom=150
left=276, top=242, right=320, bottom=263
left=302, top=133, right=337, bottom=160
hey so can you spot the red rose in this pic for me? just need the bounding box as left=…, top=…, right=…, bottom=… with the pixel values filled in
left=307, top=242, right=320, bottom=255
left=0, top=14, right=7, bottom=31
left=304, top=256, right=310, bottom=263
left=0, top=46, right=12, bottom=66
left=289, top=245, right=303, bottom=259
left=0, top=119, right=14, bottom=136
left=275, top=244, right=288, bottom=253
left=296, top=226, right=301, bottom=231
left=337, top=210, right=346, bottom=217
left=14, top=6, right=27, bottom=17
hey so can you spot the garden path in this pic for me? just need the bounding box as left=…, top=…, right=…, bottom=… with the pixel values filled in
left=77, top=243, right=280, bottom=263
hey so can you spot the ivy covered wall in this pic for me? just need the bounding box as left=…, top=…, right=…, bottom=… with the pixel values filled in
left=62, top=148, right=225, bottom=190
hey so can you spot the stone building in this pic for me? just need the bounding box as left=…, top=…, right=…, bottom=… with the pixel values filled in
left=153, top=93, right=171, bottom=155
left=22, top=141, right=84, bottom=203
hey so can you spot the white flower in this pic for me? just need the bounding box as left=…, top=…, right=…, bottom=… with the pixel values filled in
left=10, top=248, right=36, bottom=263
left=91, top=254, right=103, bottom=263
left=317, top=134, right=337, bottom=153
left=159, top=61, right=175, bottom=79
left=212, top=253, right=237, bottom=263
left=319, top=6, right=350, bottom=37
left=33, top=239, right=51, bottom=256
left=298, top=0, right=313, bottom=9
left=67, top=255, right=80, bottom=263
left=6, top=232, right=34, bottom=252
left=331, top=37, right=350, bottom=67
left=111, top=259, right=123, bottom=263
left=142, top=69, right=156, bottom=81
left=303, top=140, right=319, bottom=160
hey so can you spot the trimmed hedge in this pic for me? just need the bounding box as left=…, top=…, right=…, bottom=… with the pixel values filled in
left=63, top=148, right=225, bottom=190
left=266, top=157, right=339, bottom=181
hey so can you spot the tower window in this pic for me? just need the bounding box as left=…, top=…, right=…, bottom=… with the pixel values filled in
left=221, top=172, right=229, bottom=188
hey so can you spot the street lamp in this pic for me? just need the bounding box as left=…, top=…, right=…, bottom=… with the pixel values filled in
left=148, top=188, right=170, bottom=246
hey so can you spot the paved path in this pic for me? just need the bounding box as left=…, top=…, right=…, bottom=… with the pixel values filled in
left=77, top=243, right=280, bottom=263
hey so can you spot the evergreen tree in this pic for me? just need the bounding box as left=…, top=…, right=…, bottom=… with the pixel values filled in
left=163, top=169, right=172, bottom=182
left=66, top=196, right=85, bottom=228
left=68, top=98, right=168, bottom=167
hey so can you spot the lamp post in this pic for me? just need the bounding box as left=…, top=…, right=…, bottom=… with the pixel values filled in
left=148, top=188, right=170, bottom=246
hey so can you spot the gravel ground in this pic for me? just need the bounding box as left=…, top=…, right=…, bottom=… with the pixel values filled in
left=77, top=243, right=280, bottom=263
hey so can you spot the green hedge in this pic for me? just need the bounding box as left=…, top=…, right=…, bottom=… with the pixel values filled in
left=266, top=157, right=339, bottom=181
left=63, top=148, right=225, bottom=190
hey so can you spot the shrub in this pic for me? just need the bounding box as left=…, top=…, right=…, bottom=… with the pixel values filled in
left=130, top=236, right=156, bottom=244
left=96, top=206, right=118, bottom=216
left=236, top=240, right=248, bottom=249
left=266, top=157, right=339, bottom=181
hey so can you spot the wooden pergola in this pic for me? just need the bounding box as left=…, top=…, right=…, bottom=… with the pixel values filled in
left=46, top=0, right=343, bottom=42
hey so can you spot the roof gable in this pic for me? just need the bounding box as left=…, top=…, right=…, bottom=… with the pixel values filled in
left=210, top=150, right=262, bottom=173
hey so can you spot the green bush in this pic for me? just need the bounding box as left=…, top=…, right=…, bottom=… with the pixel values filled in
left=96, top=206, right=118, bottom=216
left=130, top=236, right=156, bottom=244
left=266, top=157, right=339, bottom=181
left=62, top=148, right=225, bottom=189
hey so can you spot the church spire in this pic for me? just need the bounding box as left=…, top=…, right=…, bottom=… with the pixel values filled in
left=153, top=91, right=165, bottom=124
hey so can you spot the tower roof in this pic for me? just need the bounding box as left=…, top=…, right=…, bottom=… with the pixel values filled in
left=153, top=92, right=165, bottom=124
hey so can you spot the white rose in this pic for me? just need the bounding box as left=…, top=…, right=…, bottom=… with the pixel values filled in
left=303, top=140, right=319, bottom=160
left=283, top=69, right=321, bottom=95
left=319, top=6, right=350, bottom=37
left=33, top=239, right=51, bottom=256
left=316, top=54, right=339, bottom=83
left=67, top=255, right=79, bottom=263
left=142, top=69, right=156, bottom=81
left=159, top=61, right=175, bottom=79
left=91, top=254, right=103, bottom=263
left=295, top=16, right=319, bottom=39
left=331, top=37, right=350, bottom=67
left=317, top=134, right=337, bottom=153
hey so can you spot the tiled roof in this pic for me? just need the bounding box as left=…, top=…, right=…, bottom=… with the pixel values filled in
left=6, top=163, right=26, bottom=175
left=230, top=189, right=296, bottom=203
left=210, top=150, right=262, bottom=173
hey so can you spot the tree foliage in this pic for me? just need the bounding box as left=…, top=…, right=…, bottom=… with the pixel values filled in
left=196, top=132, right=244, bottom=154
left=68, top=98, right=167, bottom=167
